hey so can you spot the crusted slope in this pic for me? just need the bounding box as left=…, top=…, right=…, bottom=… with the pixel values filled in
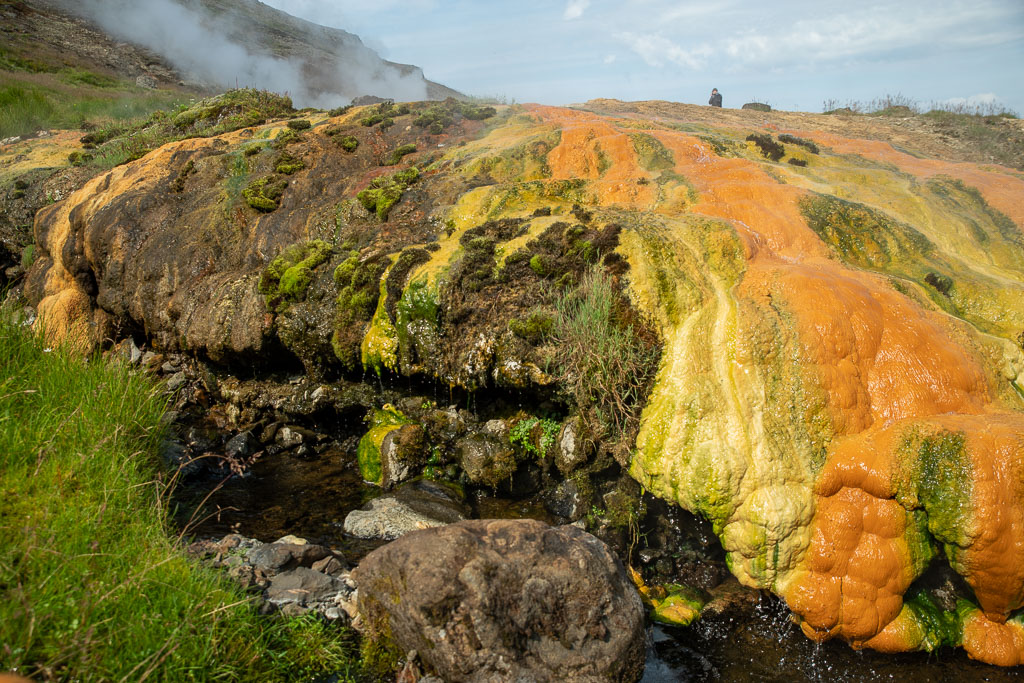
left=26, top=100, right=1024, bottom=664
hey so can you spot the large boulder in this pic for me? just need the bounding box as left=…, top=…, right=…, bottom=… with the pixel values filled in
left=353, top=519, right=645, bottom=682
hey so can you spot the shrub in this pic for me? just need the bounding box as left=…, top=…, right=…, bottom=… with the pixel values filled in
left=287, top=118, right=311, bottom=130
left=777, top=134, right=819, bottom=154
left=339, top=135, right=359, bottom=152
left=385, top=143, right=416, bottom=165
left=745, top=133, right=784, bottom=162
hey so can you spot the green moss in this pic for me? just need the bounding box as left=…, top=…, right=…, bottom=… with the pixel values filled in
left=356, top=405, right=411, bottom=485
left=169, top=159, right=195, bottom=192
left=274, top=150, right=305, bottom=175
left=529, top=253, right=549, bottom=276
left=258, top=240, right=332, bottom=312
left=357, top=167, right=420, bottom=221
left=385, top=143, right=416, bottom=165
left=243, top=175, right=288, bottom=212
left=508, top=309, right=554, bottom=343
left=20, top=244, right=34, bottom=269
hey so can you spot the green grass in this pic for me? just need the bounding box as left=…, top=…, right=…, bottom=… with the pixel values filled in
left=0, top=308, right=363, bottom=681
left=0, top=78, right=187, bottom=140
left=552, top=266, right=660, bottom=442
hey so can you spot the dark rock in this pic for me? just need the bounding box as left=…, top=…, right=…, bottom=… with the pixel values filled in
left=456, top=432, right=517, bottom=488
left=354, top=519, right=645, bottom=683
left=266, top=567, right=344, bottom=606
left=224, top=430, right=260, bottom=459
left=312, top=555, right=346, bottom=576
left=741, top=102, right=771, bottom=112
left=247, top=542, right=333, bottom=575
left=544, top=478, right=591, bottom=521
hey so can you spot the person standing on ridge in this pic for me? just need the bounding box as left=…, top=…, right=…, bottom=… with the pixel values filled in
left=709, top=88, right=722, bottom=107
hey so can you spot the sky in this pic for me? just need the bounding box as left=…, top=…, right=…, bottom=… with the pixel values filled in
left=260, top=0, right=1024, bottom=115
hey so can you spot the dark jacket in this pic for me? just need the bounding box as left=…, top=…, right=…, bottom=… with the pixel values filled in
left=709, top=92, right=722, bottom=107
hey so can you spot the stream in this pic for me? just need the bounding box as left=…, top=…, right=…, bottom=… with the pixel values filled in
left=173, top=441, right=1021, bottom=682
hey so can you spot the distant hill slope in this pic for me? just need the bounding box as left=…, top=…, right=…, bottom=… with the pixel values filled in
left=40, top=0, right=461, bottom=106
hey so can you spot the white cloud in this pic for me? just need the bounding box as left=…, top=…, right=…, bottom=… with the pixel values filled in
left=615, top=32, right=712, bottom=70
left=604, top=54, right=617, bottom=64
left=563, top=0, right=591, bottom=20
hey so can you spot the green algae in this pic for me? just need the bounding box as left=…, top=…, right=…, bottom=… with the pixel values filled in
left=901, top=588, right=965, bottom=651
left=650, top=585, right=707, bottom=626
left=895, top=428, right=974, bottom=558
left=394, top=275, right=441, bottom=373
left=361, top=259, right=400, bottom=376
left=357, top=405, right=412, bottom=485
left=258, top=240, right=332, bottom=312
left=629, top=133, right=675, bottom=172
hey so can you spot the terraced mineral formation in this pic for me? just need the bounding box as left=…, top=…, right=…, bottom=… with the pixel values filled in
left=26, top=98, right=1024, bottom=663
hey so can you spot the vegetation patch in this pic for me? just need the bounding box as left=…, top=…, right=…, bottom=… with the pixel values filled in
left=258, top=240, right=332, bottom=312
left=274, top=150, right=305, bottom=175
left=243, top=175, right=289, bottom=212
left=339, top=135, right=360, bottom=152
left=0, top=308, right=361, bottom=680
left=286, top=118, right=311, bottom=131
left=778, top=134, right=820, bottom=154
left=745, top=133, right=785, bottom=162
left=357, top=167, right=420, bottom=221
left=510, top=416, right=560, bottom=459
left=385, top=143, right=417, bottom=166
left=509, top=308, right=554, bottom=343
left=413, top=98, right=496, bottom=134
left=332, top=253, right=388, bottom=369
left=551, top=265, right=661, bottom=443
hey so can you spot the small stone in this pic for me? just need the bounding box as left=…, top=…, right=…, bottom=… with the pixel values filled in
left=161, top=361, right=180, bottom=374
left=276, top=534, right=308, bottom=546
left=312, top=556, right=346, bottom=576
left=166, top=372, right=188, bottom=392
left=224, top=430, right=259, bottom=459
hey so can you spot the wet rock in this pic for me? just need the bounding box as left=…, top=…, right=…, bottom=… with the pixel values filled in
left=344, top=479, right=469, bottom=541
left=354, top=519, right=645, bottom=682
left=224, top=430, right=260, bottom=460
left=312, top=555, right=346, bottom=577
left=544, top=477, right=591, bottom=522
left=555, top=417, right=589, bottom=475
left=266, top=567, right=343, bottom=606
left=276, top=425, right=316, bottom=449
left=380, top=424, right=427, bottom=489
left=456, top=432, right=516, bottom=488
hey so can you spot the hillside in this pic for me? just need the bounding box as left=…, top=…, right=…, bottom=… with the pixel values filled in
left=17, top=90, right=1024, bottom=668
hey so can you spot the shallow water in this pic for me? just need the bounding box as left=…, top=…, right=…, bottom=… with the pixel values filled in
left=174, top=449, right=1022, bottom=681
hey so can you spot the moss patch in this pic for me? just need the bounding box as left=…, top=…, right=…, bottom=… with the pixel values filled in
left=357, top=167, right=420, bottom=221
left=258, top=240, right=332, bottom=312
left=356, top=405, right=412, bottom=485
left=242, top=175, right=288, bottom=212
